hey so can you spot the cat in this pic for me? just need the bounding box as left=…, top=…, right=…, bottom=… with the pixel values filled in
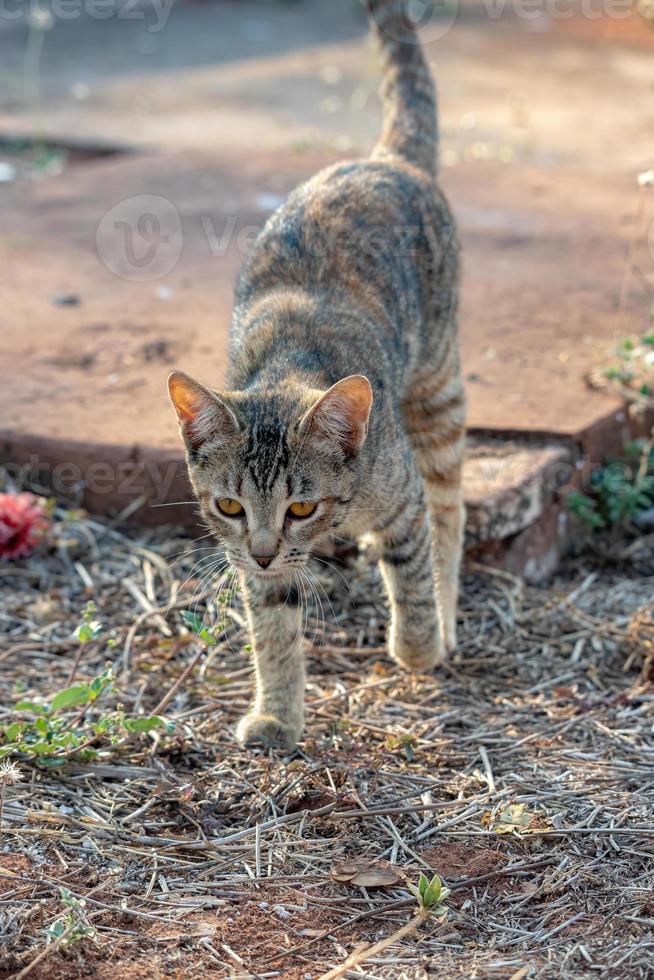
left=168, top=0, right=465, bottom=751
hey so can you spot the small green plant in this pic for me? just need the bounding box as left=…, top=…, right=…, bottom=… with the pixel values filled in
left=567, top=443, right=654, bottom=531
left=598, top=329, right=654, bottom=415
left=45, top=888, right=95, bottom=948
left=75, top=601, right=102, bottom=644
left=0, top=606, right=173, bottom=764
left=579, top=326, right=654, bottom=532
left=406, top=872, right=450, bottom=915
left=181, top=610, right=219, bottom=646
left=385, top=732, right=418, bottom=762
left=0, top=666, right=172, bottom=763
left=320, top=870, right=450, bottom=978
left=67, top=600, right=103, bottom=685
left=578, top=324, right=654, bottom=532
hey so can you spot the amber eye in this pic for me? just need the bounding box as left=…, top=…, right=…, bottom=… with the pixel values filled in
left=288, top=501, right=317, bottom=520
left=216, top=498, right=244, bottom=517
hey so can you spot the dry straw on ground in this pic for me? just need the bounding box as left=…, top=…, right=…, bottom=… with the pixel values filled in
left=0, top=503, right=653, bottom=978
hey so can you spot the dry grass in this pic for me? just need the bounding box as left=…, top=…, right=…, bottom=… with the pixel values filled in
left=0, top=504, right=653, bottom=979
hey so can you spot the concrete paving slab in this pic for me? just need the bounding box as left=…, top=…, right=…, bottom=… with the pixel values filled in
left=1, top=150, right=648, bottom=450
left=464, top=442, right=571, bottom=544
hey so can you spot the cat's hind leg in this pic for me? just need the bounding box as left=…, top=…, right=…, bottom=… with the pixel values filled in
left=372, top=468, right=445, bottom=671
left=403, top=341, right=466, bottom=653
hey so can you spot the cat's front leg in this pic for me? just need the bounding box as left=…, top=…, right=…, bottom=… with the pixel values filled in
left=236, top=574, right=305, bottom=751
left=375, top=485, right=445, bottom=671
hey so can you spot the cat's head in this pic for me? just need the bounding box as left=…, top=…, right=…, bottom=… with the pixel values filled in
left=168, top=371, right=373, bottom=578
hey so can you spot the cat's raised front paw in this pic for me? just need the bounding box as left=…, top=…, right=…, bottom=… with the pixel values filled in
left=236, top=713, right=300, bottom=752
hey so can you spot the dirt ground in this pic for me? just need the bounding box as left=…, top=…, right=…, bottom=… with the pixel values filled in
left=1, top=4, right=654, bottom=977
left=1, top=502, right=653, bottom=978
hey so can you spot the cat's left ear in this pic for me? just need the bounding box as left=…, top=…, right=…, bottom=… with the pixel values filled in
left=300, top=375, right=373, bottom=456
left=168, top=371, right=240, bottom=454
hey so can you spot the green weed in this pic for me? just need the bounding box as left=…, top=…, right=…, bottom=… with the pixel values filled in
left=45, top=888, right=95, bottom=948
left=0, top=607, right=173, bottom=765
left=406, top=872, right=450, bottom=915
left=567, top=443, right=654, bottom=531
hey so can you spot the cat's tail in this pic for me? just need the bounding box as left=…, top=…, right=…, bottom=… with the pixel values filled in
left=365, top=0, right=438, bottom=177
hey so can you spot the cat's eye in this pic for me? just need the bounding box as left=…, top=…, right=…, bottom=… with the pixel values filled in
left=288, top=501, right=317, bottom=520
left=216, top=497, right=245, bottom=517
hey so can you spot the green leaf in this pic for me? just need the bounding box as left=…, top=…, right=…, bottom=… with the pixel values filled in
left=566, top=491, right=605, bottom=530
left=93, top=715, right=119, bottom=735
left=35, top=717, right=50, bottom=736
left=422, top=874, right=442, bottom=908
left=89, top=671, right=112, bottom=698
left=51, top=685, right=92, bottom=713
left=181, top=611, right=203, bottom=634
left=75, top=621, right=102, bottom=644
left=47, top=919, right=66, bottom=940
left=406, top=882, right=422, bottom=902
left=15, top=701, right=48, bottom=715
left=2, top=722, right=24, bottom=742
left=122, top=716, right=172, bottom=734
left=51, top=733, right=79, bottom=749
left=418, top=872, right=429, bottom=898
left=28, top=741, right=56, bottom=755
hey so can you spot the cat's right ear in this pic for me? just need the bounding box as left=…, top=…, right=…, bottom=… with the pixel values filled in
left=168, top=371, right=239, bottom=454
left=300, top=375, right=373, bottom=456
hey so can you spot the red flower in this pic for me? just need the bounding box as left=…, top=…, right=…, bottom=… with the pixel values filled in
left=0, top=493, right=50, bottom=560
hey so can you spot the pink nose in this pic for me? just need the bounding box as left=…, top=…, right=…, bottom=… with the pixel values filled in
left=254, top=555, right=273, bottom=569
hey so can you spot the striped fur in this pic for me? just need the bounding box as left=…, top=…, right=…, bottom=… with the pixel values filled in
left=367, top=0, right=439, bottom=175
left=168, top=0, right=465, bottom=750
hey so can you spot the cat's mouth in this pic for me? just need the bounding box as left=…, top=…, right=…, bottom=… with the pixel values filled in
left=228, top=555, right=306, bottom=578
left=251, top=560, right=308, bottom=578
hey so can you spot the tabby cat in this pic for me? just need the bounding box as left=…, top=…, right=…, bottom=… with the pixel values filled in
left=169, top=0, right=465, bottom=750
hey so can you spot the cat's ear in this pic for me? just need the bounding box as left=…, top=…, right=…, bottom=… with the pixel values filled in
left=168, top=371, right=239, bottom=454
left=300, top=375, right=373, bottom=455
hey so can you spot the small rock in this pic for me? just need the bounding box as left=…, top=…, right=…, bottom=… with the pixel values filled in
left=635, top=507, right=654, bottom=530
left=52, top=293, right=80, bottom=307
left=26, top=596, right=64, bottom=626
left=0, top=162, right=16, bottom=183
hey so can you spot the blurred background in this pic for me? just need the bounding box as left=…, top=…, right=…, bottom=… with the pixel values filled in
left=1, top=0, right=653, bottom=526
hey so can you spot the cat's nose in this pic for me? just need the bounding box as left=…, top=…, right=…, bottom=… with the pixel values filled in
left=250, top=530, right=278, bottom=569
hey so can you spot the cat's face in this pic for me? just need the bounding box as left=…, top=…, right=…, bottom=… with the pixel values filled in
left=168, top=372, right=373, bottom=578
